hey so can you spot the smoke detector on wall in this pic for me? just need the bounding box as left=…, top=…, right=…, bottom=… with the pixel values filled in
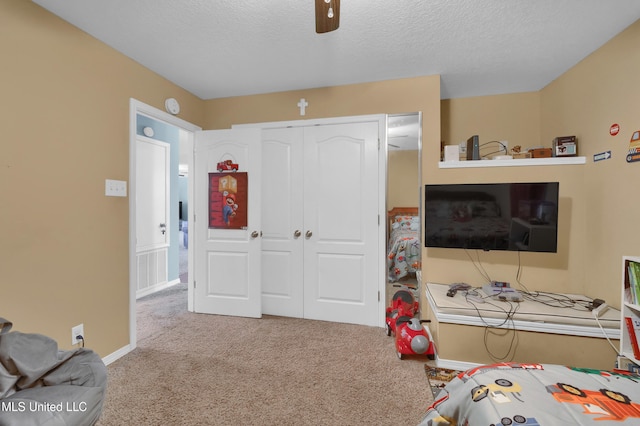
left=164, top=98, right=180, bottom=115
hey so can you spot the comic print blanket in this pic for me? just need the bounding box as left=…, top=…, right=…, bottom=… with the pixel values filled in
left=418, top=362, right=640, bottom=425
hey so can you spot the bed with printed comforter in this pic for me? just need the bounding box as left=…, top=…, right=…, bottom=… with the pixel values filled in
left=419, top=362, right=640, bottom=425
left=387, top=208, right=421, bottom=282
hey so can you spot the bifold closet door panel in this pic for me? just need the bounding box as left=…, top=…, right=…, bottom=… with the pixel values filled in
left=260, top=127, right=305, bottom=317
left=302, top=122, right=380, bottom=326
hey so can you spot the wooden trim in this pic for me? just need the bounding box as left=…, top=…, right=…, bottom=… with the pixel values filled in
left=388, top=207, right=418, bottom=227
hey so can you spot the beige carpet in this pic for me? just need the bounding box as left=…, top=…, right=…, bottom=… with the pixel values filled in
left=98, top=283, right=433, bottom=426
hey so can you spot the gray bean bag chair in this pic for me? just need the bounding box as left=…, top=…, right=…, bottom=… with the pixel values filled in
left=0, top=318, right=107, bottom=426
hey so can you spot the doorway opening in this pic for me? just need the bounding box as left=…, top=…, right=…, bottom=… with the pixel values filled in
left=129, top=99, right=201, bottom=351
left=178, top=149, right=189, bottom=284
left=385, top=112, right=422, bottom=308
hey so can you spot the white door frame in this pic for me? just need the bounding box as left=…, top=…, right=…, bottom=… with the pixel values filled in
left=128, top=99, right=201, bottom=351
left=234, top=114, right=388, bottom=327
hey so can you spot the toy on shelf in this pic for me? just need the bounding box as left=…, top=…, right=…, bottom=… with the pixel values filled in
left=385, top=286, right=435, bottom=360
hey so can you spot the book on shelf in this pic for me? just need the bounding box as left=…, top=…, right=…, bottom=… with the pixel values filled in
left=628, top=265, right=636, bottom=304
left=627, top=261, right=640, bottom=305
left=624, top=316, right=640, bottom=360
left=626, top=267, right=635, bottom=304
left=634, top=261, right=640, bottom=304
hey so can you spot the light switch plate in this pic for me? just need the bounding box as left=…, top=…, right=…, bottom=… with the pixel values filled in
left=105, top=179, right=127, bottom=197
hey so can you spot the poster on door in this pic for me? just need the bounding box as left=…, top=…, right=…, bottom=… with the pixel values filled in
left=208, top=172, right=248, bottom=229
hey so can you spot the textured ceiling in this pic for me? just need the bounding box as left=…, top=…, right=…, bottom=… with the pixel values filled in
left=33, top=0, right=640, bottom=100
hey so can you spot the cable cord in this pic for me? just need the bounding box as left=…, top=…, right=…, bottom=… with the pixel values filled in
left=465, top=249, right=615, bottom=363
left=594, top=315, right=621, bottom=356
left=480, top=141, right=508, bottom=159
left=465, top=249, right=492, bottom=284
left=515, top=250, right=593, bottom=311
left=514, top=250, right=616, bottom=348
left=484, top=324, right=519, bottom=363
left=480, top=140, right=508, bottom=153
left=464, top=289, right=521, bottom=362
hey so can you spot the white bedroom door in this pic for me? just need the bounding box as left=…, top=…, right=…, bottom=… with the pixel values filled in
left=193, top=128, right=262, bottom=318
left=302, top=122, right=380, bottom=326
left=135, top=136, right=170, bottom=297
left=260, top=127, right=305, bottom=317
left=136, top=137, right=169, bottom=251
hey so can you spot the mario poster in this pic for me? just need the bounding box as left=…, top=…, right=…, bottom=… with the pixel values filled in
left=208, top=172, right=248, bottom=229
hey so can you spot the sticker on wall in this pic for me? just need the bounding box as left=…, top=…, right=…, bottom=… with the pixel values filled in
left=208, top=172, right=248, bottom=229
left=626, top=130, right=640, bottom=163
left=594, top=151, right=611, bottom=162
left=610, top=123, right=620, bottom=136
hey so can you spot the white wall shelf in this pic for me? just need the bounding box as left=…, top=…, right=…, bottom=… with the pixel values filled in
left=439, top=156, right=586, bottom=168
left=621, top=256, right=640, bottom=367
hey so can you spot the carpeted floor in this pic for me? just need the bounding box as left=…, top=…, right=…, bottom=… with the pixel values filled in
left=98, top=283, right=434, bottom=425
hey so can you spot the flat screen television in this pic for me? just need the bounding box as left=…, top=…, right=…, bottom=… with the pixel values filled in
left=424, top=182, right=559, bottom=252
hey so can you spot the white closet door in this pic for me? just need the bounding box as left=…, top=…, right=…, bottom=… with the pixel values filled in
left=193, top=128, right=262, bottom=318
left=260, top=127, right=305, bottom=317
left=302, top=122, right=380, bottom=326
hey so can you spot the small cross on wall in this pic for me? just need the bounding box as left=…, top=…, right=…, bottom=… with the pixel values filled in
left=297, top=98, right=309, bottom=116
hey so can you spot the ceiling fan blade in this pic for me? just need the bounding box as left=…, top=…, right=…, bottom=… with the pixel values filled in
left=315, top=0, right=340, bottom=33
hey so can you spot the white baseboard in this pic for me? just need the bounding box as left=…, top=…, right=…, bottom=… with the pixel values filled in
left=136, top=278, right=180, bottom=299
left=102, top=344, right=132, bottom=366
left=433, top=357, right=479, bottom=371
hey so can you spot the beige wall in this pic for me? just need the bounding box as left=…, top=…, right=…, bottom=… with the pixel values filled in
left=430, top=94, right=587, bottom=297
left=425, top=20, right=640, bottom=368
left=541, top=19, right=640, bottom=305
left=1, top=1, right=205, bottom=356
left=1, top=1, right=440, bottom=359
left=441, top=92, right=541, bottom=158
left=427, top=19, right=639, bottom=310
left=4, top=0, right=635, bottom=368
left=387, top=150, right=420, bottom=209
left=203, top=76, right=440, bottom=130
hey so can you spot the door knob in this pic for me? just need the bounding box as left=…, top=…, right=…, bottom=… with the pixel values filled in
left=305, top=230, right=313, bottom=238
left=293, top=230, right=301, bottom=238
left=251, top=231, right=260, bottom=239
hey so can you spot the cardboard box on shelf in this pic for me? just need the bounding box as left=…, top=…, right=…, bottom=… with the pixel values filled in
left=529, top=148, right=552, bottom=158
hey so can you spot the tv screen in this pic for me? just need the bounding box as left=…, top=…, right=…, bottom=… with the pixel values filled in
left=424, top=182, right=559, bottom=252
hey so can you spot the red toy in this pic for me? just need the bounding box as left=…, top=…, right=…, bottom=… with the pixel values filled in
left=385, top=287, right=435, bottom=360
left=217, top=159, right=239, bottom=172
left=394, top=316, right=435, bottom=360
left=385, top=288, right=419, bottom=336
